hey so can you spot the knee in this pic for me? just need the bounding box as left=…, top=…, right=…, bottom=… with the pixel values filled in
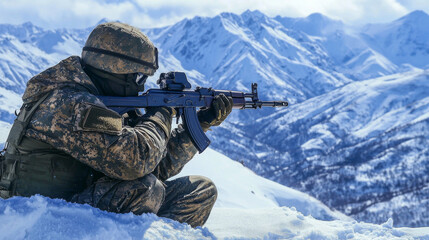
left=137, top=174, right=164, bottom=193
left=127, top=174, right=166, bottom=214
left=72, top=174, right=166, bottom=215
left=189, top=175, right=218, bottom=202
left=139, top=174, right=165, bottom=201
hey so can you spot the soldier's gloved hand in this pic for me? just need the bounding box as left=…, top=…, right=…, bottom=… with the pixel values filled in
left=124, top=109, right=143, bottom=127
left=197, top=94, right=233, bottom=132
left=138, top=107, right=175, bottom=138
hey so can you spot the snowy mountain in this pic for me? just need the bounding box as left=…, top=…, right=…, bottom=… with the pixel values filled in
left=0, top=22, right=88, bottom=92
left=149, top=10, right=429, bottom=227
left=361, top=10, right=429, bottom=69
left=1, top=10, right=429, bottom=228
left=0, top=22, right=88, bottom=134
left=146, top=10, right=351, bottom=106
left=1, top=148, right=428, bottom=239
left=210, top=69, right=429, bottom=227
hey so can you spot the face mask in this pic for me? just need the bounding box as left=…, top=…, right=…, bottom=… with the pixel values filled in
left=116, top=72, right=148, bottom=96
left=84, top=64, right=148, bottom=96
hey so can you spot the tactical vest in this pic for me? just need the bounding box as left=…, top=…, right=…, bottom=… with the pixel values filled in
left=0, top=92, right=99, bottom=200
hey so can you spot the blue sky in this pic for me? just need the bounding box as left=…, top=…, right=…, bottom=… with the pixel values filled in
left=0, top=0, right=428, bottom=29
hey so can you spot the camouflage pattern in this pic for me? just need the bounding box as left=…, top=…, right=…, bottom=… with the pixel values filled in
left=23, top=56, right=166, bottom=180
left=158, top=175, right=218, bottom=228
left=71, top=174, right=165, bottom=215
left=82, top=22, right=157, bottom=75
left=22, top=55, right=98, bottom=103
left=152, top=124, right=200, bottom=181
left=12, top=55, right=217, bottom=227
left=16, top=56, right=216, bottom=226
left=23, top=56, right=199, bottom=181
left=71, top=175, right=217, bottom=228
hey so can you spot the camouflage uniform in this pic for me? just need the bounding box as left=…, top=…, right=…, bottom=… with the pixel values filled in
left=1, top=56, right=217, bottom=227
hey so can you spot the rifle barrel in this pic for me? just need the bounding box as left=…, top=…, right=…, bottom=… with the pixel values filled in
left=244, top=101, right=288, bottom=109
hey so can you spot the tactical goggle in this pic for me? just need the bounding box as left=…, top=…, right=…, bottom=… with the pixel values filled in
left=135, top=72, right=148, bottom=86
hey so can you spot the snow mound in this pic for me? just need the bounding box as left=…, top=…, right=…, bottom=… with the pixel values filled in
left=206, top=207, right=429, bottom=240
left=1, top=195, right=428, bottom=240
left=175, top=148, right=349, bottom=221
left=0, top=195, right=213, bottom=240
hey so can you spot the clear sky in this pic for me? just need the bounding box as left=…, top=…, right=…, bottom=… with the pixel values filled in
left=0, top=0, right=428, bottom=29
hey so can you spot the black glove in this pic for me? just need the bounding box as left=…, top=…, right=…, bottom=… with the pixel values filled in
left=124, top=109, right=143, bottom=127
left=197, top=94, right=233, bottom=131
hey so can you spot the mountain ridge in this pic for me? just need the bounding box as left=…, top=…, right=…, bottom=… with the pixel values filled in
left=209, top=69, right=429, bottom=227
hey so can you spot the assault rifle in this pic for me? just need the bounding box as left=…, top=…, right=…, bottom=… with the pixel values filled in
left=99, top=72, right=288, bottom=153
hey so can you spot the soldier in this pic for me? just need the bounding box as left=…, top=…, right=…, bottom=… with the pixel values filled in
left=0, top=22, right=233, bottom=228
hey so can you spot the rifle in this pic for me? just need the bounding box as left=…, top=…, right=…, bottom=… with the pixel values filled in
left=99, top=72, right=288, bottom=153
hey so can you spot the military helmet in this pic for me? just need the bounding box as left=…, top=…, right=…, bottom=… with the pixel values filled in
left=82, top=22, right=158, bottom=75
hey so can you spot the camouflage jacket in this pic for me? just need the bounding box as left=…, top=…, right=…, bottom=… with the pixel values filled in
left=22, top=56, right=198, bottom=181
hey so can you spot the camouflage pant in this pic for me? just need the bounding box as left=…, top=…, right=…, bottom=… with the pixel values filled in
left=70, top=174, right=217, bottom=227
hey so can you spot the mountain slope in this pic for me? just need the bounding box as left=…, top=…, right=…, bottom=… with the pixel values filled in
left=0, top=22, right=87, bottom=129
left=209, top=69, right=429, bottom=227
left=176, top=148, right=349, bottom=221
left=275, top=13, right=402, bottom=80
left=361, top=10, right=429, bottom=69
left=146, top=10, right=352, bottom=106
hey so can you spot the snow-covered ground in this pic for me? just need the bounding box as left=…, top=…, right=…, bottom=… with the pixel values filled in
left=1, top=148, right=428, bottom=239
left=0, top=196, right=214, bottom=240
left=177, top=149, right=348, bottom=220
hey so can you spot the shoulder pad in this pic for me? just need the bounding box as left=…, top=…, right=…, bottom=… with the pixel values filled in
left=74, top=103, right=122, bottom=135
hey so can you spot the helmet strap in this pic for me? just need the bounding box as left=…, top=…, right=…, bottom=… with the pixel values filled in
left=83, top=47, right=159, bottom=71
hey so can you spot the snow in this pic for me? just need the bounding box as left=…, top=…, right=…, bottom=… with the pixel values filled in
left=0, top=86, right=21, bottom=112
left=0, top=196, right=213, bottom=240
left=0, top=148, right=428, bottom=239
left=361, top=10, right=429, bottom=68
left=206, top=208, right=429, bottom=240
left=0, top=121, right=11, bottom=143
left=175, top=148, right=348, bottom=221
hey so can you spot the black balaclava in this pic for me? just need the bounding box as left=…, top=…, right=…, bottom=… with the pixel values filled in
left=83, top=64, right=147, bottom=97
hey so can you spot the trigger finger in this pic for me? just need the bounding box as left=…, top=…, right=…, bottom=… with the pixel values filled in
left=218, top=94, right=226, bottom=120
left=213, top=96, right=222, bottom=120
left=226, top=96, right=233, bottom=114
left=222, top=95, right=230, bottom=118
